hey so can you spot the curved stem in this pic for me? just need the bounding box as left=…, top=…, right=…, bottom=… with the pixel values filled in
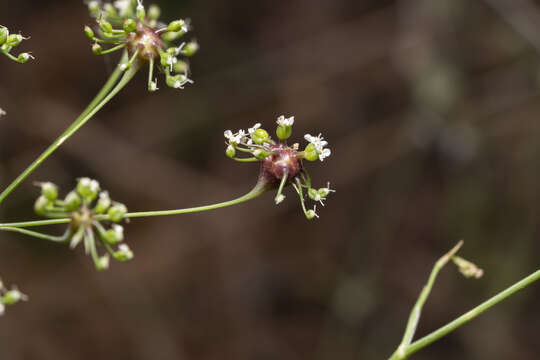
left=0, top=227, right=71, bottom=243
left=0, top=52, right=135, bottom=205
left=401, top=268, right=540, bottom=358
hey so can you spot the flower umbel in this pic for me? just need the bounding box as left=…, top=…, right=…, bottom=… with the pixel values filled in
left=85, top=0, right=198, bottom=91
left=34, top=178, right=132, bottom=270
left=224, top=115, right=334, bottom=219
left=0, top=25, right=34, bottom=64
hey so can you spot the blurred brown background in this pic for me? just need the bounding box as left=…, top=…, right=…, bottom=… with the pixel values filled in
left=1, top=0, right=540, bottom=359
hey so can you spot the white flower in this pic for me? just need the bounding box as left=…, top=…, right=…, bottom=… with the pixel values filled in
left=248, top=123, right=261, bottom=134
left=276, top=115, right=294, bottom=127
left=113, top=225, right=124, bottom=242
left=114, top=0, right=131, bottom=16
left=304, top=133, right=331, bottom=161
left=224, top=129, right=247, bottom=144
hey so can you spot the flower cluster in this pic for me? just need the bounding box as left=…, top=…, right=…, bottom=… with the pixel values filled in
left=0, top=25, right=33, bottom=64
left=85, top=0, right=198, bottom=91
left=34, top=178, right=133, bottom=270
left=0, top=280, right=27, bottom=316
left=224, top=115, right=334, bottom=219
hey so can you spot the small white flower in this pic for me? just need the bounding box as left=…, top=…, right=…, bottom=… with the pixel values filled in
left=114, top=0, right=131, bottom=16
left=0, top=108, right=6, bottom=116
left=277, top=115, right=294, bottom=127
left=224, top=129, right=247, bottom=144
left=117, top=244, right=134, bottom=260
left=98, top=255, right=110, bottom=270
left=275, top=194, right=285, bottom=205
left=304, top=133, right=331, bottom=161
left=113, top=225, right=124, bottom=242
left=248, top=123, right=261, bottom=135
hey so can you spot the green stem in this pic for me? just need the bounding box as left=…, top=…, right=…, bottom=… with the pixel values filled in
left=401, top=268, right=540, bottom=358
left=0, top=181, right=270, bottom=228
left=0, top=52, right=136, bottom=205
left=389, top=242, right=463, bottom=360
left=0, top=227, right=71, bottom=243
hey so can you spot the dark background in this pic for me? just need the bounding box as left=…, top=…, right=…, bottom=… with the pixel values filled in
left=1, top=0, right=540, bottom=359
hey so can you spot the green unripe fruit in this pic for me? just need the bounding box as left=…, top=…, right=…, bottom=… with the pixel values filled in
left=306, top=209, right=317, bottom=220
left=108, top=203, right=127, bottom=223
left=64, top=191, right=82, bottom=212
left=99, top=20, right=113, bottom=34
left=226, top=145, right=236, bottom=158
left=17, top=53, right=32, bottom=64
left=40, top=182, right=58, bottom=201
left=276, top=125, right=292, bottom=140
left=123, top=19, right=137, bottom=33
left=84, top=26, right=95, bottom=39
left=162, top=30, right=184, bottom=42
left=303, top=143, right=319, bottom=161
left=181, top=41, right=199, bottom=57
left=94, top=192, right=111, bottom=214
left=92, top=43, right=102, bottom=54
left=173, top=60, right=189, bottom=74
left=168, top=20, right=186, bottom=32
left=7, top=34, right=22, bottom=47
left=251, top=128, right=269, bottom=145
left=77, top=178, right=100, bottom=201
left=34, top=196, right=50, bottom=215
left=0, top=27, right=9, bottom=45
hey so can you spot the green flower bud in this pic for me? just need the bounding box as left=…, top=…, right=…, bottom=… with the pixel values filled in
left=303, top=143, right=319, bottom=162
left=148, top=4, right=161, bottom=20
left=123, top=19, right=137, bottom=33
left=96, top=255, right=110, bottom=271
left=99, top=20, right=113, bottom=35
left=308, top=188, right=320, bottom=202
left=162, top=30, right=185, bottom=42
left=64, top=191, right=82, bottom=212
left=226, top=145, right=236, bottom=158
left=136, top=3, right=146, bottom=20
left=3, top=289, right=26, bottom=305
left=173, top=60, right=189, bottom=74
left=92, top=43, right=102, bottom=54
left=6, top=34, right=23, bottom=47
left=306, top=209, right=318, bottom=220
left=160, top=52, right=175, bottom=67
left=94, top=191, right=111, bottom=214
left=114, top=244, right=134, bottom=261
left=251, top=128, right=269, bottom=145
left=103, top=224, right=124, bottom=244
left=276, top=125, right=292, bottom=140
left=34, top=196, right=51, bottom=215
left=39, top=182, right=58, bottom=201
left=0, top=27, right=8, bottom=46
left=84, top=26, right=95, bottom=39
left=181, top=41, right=199, bottom=57
left=77, top=178, right=100, bottom=202
left=168, top=20, right=186, bottom=32
left=108, top=203, right=127, bottom=223
left=17, top=53, right=33, bottom=64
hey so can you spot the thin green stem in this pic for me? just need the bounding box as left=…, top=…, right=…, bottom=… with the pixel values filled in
left=0, top=52, right=136, bottom=205
left=275, top=170, right=288, bottom=204
left=390, top=241, right=463, bottom=360
left=0, top=219, right=71, bottom=228
left=401, top=268, right=540, bottom=358
left=1, top=49, right=23, bottom=63
left=147, top=57, right=155, bottom=91
left=98, top=43, right=126, bottom=55
left=232, top=157, right=260, bottom=162
left=0, top=227, right=71, bottom=243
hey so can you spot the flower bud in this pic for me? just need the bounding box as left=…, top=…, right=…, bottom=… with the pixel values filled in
left=99, top=20, right=113, bottom=35
left=115, top=244, right=134, bottom=261
left=77, top=177, right=100, bottom=202
left=92, top=43, right=102, bottom=54
left=136, top=3, right=146, bottom=20
left=303, top=143, right=319, bottom=162
left=94, top=191, right=111, bottom=214
left=168, top=20, right=186, bottom=32
left=123, top=19, right=137, bottom=33
left=251, top=128, right=269, bottom=145
left=3, top=289, right=26, bottom=305
left=64, top=191, right=82, bottom=212
left=162, top=30, right=185, bottom=42
left=34, top=196, right=50, bottom=215
left=181, top=41, right=199, bottom=57
left=226, top=145, right=236, bottom=158
left=148, top=5, right=161, bottom=20
left=108, top=203, right=127, bottom=223
left=104, top=224, right=124, bottom=244
left=96, top=255, right=110, bottom=271
left=173, top=60, right=189, bottom=74
left=39, top=182, right=58, bottom=201
left=0, top=27, right=9, bottom=46
left=17, top=53, right=33, bottom=64
left=308, top=188, right=320, bottom=202
left=6, top=34, right=23, bottom=47
left=84, top=26, right=95, bottom=40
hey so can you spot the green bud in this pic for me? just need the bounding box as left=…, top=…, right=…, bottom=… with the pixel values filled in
left=0, top=27, right=8, bottom=46
left=34, top=196, right=51, bottom=215
left=308, top=188, right=320, bottom=202
left=40, top=182, right=58, bottom=201
left=303, top=143, right=319, bottom=162
left=148, top=4, right=161, bottom=20
left=7, top=34, right=23, bottom=47
left=108, top=203, right=127, bottom=223
left=253, top=149, right=267, bottom=160
left=94, top=191, right=111, bottom=214
left=318, top=187, right=332, bottom=197
left=123, top=19, right=137, bottom=33
left=161, top=30, right=184, bottom=42
left=17, top=53, right=33, bottom=64
left=160, top=52, right=174, bottom=67
left=92, top=43, right=102, bottom=55
left=77, top=177, right=100, bottom=201
left=306, top=209, right=318, bottom=220
left=181, top=41, right=199, bottom=57
left=3, top=289, right=26, bottom=305
left=165, top=74, right=189, bottom=89
left=136, top=3, right=146, bottom=20
left=103, top=224, right=124, bottom=244
left=64, top=191, right=82, bottom=212
left=173, top=60, right=189, bottom=74
left=168, top=20, right=186, bottom=32
left=99, top=20, right=113, bottom=34
left=96, top=255, right=110, bottom=271
left=114, top=244, right=134, bottom=261
left=84, top=26, right=95, bottom=39
left=226, top=145, right=236, bottom=158
left=276, top=125, right=292, bottom=140
left=251, top=128, right=269, bottom=145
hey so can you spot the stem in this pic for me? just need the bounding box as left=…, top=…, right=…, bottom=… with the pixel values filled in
left=0, top=227, right=71, bottom=243
left=402, top=268, right=540, bottom=358
left=0, top=181, right=271, bottom=228
left=0, top=52, right=136, bottom=205
left=389, top=241, right=463, bottom=360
